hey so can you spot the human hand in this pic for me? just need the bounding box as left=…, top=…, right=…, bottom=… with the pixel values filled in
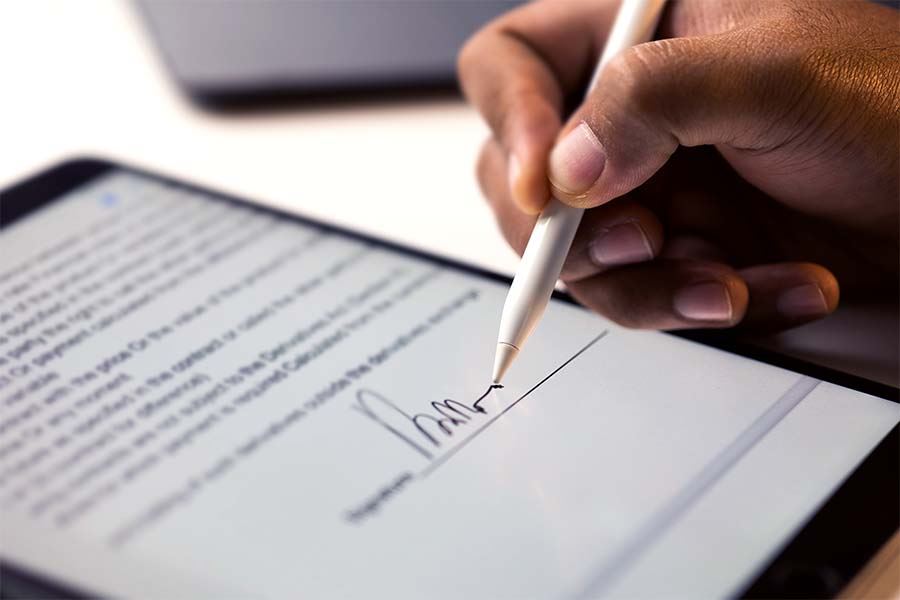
left=458, top=0, right=899, bottom=331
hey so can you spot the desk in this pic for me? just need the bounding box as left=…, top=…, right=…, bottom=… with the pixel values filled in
left=1, top=1, right=896, bottom=596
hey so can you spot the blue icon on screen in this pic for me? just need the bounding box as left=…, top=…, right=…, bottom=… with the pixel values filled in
left=100, top=193, right=119, bottom=208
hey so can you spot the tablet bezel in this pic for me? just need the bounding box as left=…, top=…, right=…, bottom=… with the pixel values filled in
left=1, top=157, right=897, bottom=599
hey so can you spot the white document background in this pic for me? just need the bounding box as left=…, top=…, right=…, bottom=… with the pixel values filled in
left=1, top=172, right=897, bottom=599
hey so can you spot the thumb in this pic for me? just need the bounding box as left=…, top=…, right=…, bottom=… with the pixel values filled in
left=546, top=34, right=788, bottom=208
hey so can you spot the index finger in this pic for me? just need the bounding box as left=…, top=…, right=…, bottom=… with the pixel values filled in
left=457, top=0, right=620, bottom=213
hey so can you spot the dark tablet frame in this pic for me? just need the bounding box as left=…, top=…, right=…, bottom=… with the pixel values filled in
left=1, top=158, right=897, bottom=599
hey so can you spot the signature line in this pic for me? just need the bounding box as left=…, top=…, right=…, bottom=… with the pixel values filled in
left=418, top=330, right=609, bottom=478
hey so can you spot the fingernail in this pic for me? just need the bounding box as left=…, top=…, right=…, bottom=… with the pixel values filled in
left=548, top=122, right=606, bottom=195
left=588, top=222, right=654, bottom=267
left=674, top=282, right=733, bottom=322
left=777, top=283, right=828, bottom=317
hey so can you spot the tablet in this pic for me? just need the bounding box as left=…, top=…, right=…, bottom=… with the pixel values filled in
left=1, top=159, right=897, bottom=599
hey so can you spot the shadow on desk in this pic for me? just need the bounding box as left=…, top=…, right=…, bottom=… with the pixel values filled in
left=184, top=85, right=462, bottom=114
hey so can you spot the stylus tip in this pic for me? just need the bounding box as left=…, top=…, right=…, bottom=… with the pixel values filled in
left=492, top=343, right=519, bottom=384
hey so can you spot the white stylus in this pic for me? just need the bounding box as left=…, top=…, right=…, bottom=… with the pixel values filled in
left=492, top=0, right=667, bottom=384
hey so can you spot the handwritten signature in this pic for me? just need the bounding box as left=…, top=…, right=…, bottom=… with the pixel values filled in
left=351, top=385, right=502, bottom=460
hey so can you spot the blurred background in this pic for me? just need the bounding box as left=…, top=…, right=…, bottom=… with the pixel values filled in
left=0, top=0, right=521, bottom=274
left=0, top=0, right=896, bottom=386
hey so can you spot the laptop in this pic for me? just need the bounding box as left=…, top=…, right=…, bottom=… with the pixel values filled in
left=135, top=0, right=522, bottom=106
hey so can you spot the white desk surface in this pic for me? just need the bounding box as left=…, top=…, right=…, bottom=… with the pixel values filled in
left=1, top=0, right=896, bottom=387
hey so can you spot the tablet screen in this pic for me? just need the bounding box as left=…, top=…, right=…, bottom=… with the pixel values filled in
left=1, top=169, right=897, bottom=598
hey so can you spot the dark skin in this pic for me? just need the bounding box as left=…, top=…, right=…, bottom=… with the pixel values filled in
left=459, top=0, right=899, bottom=331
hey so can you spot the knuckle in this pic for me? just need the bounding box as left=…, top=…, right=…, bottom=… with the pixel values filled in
left=602, top=48, right=650, bottom=102
left=602, top=309, right=643, bottom=329
left=456, top=36, right=485, bottom=96
left=493, top=84, right=553, bottom=146
left=592, top=37, right=710, bottom=145
left=558, top=269, right=580, bottom=284
left=559, top=253, right=592, bottom=283
left=465, top=73, right=519, bottom=144
left=572, top=283, right=646, bottom=329
left=604, top=39, right=687, bottom=104
left=456, top=35, right=480, bottom=81
left=601, top=301, right=645, bottom=329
